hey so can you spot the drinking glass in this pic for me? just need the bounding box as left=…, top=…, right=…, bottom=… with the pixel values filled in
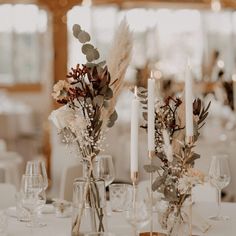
left=25, top=160, right=48, bottom=226
left=208, top=154, right=231, bottom=221
left=94, top=155, right=115, bottom=187
left=15, top=192, right=30, bottom=222
left=25, top=160, right=48, bottom=190
left=126, top=201, right=151, bottom=236
left=109, top=184, right=132, bottom=212
left=20, top=174, right=44, bottom=228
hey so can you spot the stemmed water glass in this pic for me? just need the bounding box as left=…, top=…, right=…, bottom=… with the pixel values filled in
left=93, top=155, right=115, bottom=216
left=94, top=155, right=115, bottom=187
left=208, top=154, right=231, bottom=221
left=126, top=201, right=151, bottom=236
left=20, top=174, right=45, bottom=228
left=25, top=160, right=48, bottom=226
left=25, top=160, right=48, bottom=190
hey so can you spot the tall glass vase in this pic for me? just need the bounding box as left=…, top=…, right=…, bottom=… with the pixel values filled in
left=71, top=160, right=107, bottom=236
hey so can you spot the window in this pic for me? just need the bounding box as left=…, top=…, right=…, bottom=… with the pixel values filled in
left=0, top=4, right=48, bottom=85
left=67, top=5, right=236, bottom=81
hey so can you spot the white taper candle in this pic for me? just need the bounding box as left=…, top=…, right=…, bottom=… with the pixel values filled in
left=148, top=73, right=156, bottom=151
left=185, top=60, right=194, bottom=138
left=130, top=86, right=139, bottom=173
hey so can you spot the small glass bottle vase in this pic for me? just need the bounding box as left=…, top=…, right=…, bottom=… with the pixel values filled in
left=71, top=161, right=107, bottom=236
left=165, top=205, right=192, bottom=236
left=167, top=214, right=190, bottom=236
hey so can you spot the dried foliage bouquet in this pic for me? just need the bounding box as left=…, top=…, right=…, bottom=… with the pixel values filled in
left=49, top=20, right=132, bottom=234
left=139, top=90, right=210, bottom=235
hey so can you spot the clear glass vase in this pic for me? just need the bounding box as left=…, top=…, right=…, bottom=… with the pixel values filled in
left=167, top=214, right=190, bottom=236
left=158, top=202, right=191, bottom=236
left=71, top=160, right=107, bottom=236
left=167, top=206, right=192, bottom=236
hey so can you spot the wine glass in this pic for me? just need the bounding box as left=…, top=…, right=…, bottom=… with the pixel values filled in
left=26, top=160, right=48, bottom=190
left=208, top=154, right=231, bottom=221
left=126, top=201, right=151, bottom=236
left=94, top=155, right=115, bottom=187
left=20, top=174, right=44, bottom=228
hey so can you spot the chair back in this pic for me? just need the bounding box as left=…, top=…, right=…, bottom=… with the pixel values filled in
left=0, top=152, right=24, bottom=190
left=0, top=183, right=16, bottom=209
left=59, top=163, right=83, bottom=201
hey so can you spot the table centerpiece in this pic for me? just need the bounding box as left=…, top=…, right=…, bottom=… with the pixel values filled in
left=49, top=19, right=132, bottom=235
left=139, top=79, right=211, bottom=235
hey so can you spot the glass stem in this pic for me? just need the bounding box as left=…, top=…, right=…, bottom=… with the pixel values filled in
left=217, top=188, right=222, bottom=217
left=31, top=209, right=39, bottom=227
left=133, top=226, right=138, bottom=236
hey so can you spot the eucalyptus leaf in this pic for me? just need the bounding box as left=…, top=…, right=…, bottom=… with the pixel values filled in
left=99, top=85, right=108, bottom=96
left=86, top=62, right=96, bottom=68
left=109, top=110, right=118, bottom=122
left=152, top=176, right=165, bottom=191
left=103, top=100, right=109, bottom=108
left=137, top=93, right=147, bottom=99
left=144, top=164, right=160, bottom=173
left=98, top=61, right=106, bottom=67
left=82, top=44, right=94, bottom=54
left=86, top=52, right=95, bottom=62
left=72, top=24, right=81, bottom=38
left=107, top=110, right=118, bottom=128
left=186, top=152, right=200, bottom=165
left=138, top=87, right=147, bottom=93
left=140, top=100, right=148, bottom=105
left=93, top=48, right=100, bottom=60
left=164, top=185, right=178, bottom=201
left=86, top=49, right=100, bottom=62
left=93, top=95, right=104, bottom=107
left=78, top=30, right=90, bottom=43
left=104, top=87, right=113, bottom=100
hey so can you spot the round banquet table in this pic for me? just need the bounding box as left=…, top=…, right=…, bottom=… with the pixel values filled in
left=5, top=202, right=236, bottom=236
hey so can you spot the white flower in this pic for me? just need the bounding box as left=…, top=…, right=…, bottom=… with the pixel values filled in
left=52, top=80, right=70, bottom=100
left=178, top=169, right=205, bottom=194
left=49, top=105, right=75, bottom=130
left=177, top=176, right=191, bottom=194
left=69, top=114, right=89, bottom=137
left=187, top=168, right=205, bottom=184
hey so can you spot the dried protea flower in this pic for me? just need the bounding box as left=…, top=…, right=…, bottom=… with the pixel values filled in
left=52, top=80, right=71, bottom=103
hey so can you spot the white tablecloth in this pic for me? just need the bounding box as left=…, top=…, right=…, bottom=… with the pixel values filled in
left=5, top=202, right=236, bottom=236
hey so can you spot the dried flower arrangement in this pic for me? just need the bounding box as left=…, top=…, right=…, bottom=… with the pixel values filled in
left=49, top=20, right=132, bottom=235
left=138, top=88, right=211, bottom=235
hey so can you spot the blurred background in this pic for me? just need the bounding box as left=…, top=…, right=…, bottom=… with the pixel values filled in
left=1, top=0, right=236, bottom=201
